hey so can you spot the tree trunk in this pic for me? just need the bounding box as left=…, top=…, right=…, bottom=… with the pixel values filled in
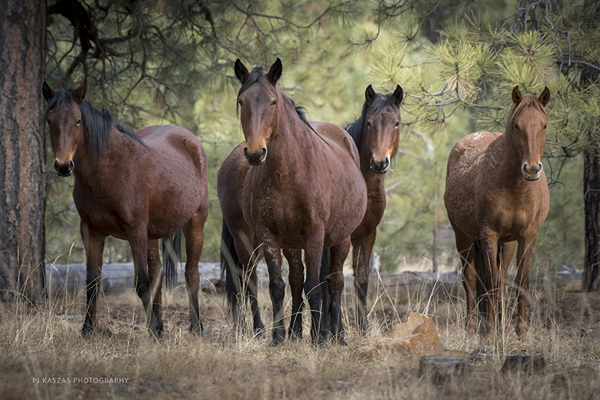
left=582, top=148, right=600, bottom=292
left=0, top=0, right=47, bottom=301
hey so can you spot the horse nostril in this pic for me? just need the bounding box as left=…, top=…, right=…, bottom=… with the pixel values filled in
left=54, top=160, right=60, bottom=172
left=538, top=162, right=543, bottom=172
left=382, top=157, right=390, bottom=170
left=68, top=160, right=74, bottom=172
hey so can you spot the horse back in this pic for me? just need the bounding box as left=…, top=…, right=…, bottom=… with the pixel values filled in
left=311, top=121, right=361, bottom=169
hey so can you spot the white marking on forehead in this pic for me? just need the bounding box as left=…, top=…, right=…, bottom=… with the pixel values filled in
left=473, top=132, right=485, bottom=140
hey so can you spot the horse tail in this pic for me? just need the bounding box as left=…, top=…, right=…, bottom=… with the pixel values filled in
left=162, top=229, right=182, bottom=289
left=320, top=247, right=331, bottom=332
left=473, top=239, right=488, bottom=320
left=220, top=219, right=242, bottom=312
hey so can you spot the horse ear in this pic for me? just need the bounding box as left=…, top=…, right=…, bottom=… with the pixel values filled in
left=512, top=85, right=523, bottom=105
left=391, top=85, right=403, bottom=107
left=267, top=58, right=283, bottom=84
left=538, top=86, right=550, bottom=107
left=365, top=85, right=378, bottom=105
left=42, top=81, right=55, bottom=102
left=72, top=79, right=87, bottom=103
left=234, top=59, right=249, bottom=83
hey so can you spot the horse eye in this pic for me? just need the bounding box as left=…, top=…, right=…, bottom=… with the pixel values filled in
left=76, top=119, right=81, bottom=125
left=514, top=123, right=520, bottom=130
left=271, top=99, right=278, bottom=106
left=543, top=124, right=547, bottom=130
left=47, top=120, right=51, bottom=125
left=367, top=122, right=372, bottom=128
left=394, top=122, right=400, bottom=128
left=238, top=99, right=243, bottom=106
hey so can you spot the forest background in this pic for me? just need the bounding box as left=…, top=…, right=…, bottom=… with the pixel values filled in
left=7, top=0, right=598, bottom=297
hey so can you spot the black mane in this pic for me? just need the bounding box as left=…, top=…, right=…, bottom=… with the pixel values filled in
left=43, top=88, right=143, bottom=161
left=346, top=93, right=400, bottom=147
left=237, top=66, right=320, bottom=140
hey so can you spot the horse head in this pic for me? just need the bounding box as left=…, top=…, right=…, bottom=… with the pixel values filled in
left=234, top=58, right=283, bottom=166
left=43, top=80, right=87, bottom=177
left=363, top=84, right=403, bottom=174
left=509, top=85, right=550, bottom=181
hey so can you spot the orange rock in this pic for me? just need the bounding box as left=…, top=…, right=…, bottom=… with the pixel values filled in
left=357, top=313, right=444, bottom=359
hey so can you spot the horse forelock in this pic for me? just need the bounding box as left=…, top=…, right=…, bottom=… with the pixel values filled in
left=505, top=94, right=547, bottom=148
left=346, top=93, right=400, bottom=148
left=507, top=95, right=547, bottom=125
left=43, top=87, right=143, bottom=161
left=237, top=66, right=322, bottom=143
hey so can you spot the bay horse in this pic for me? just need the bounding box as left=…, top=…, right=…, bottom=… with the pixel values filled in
left=321, top=84, right=403, bottom=334
left=43, top=80, right=209, bottom=337
left=221, top=58, right=367, bottom=345
left=444, top=86, right=550, bottom=338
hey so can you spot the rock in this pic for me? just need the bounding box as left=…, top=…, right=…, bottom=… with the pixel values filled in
left=357, top=312, right=444, bottom=359
left=501, top=355, right=546, bottom=374
left=419, top=355, right=470, bottom=382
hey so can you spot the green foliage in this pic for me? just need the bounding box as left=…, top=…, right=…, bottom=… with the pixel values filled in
left=44, top=0, right=596, bottom=279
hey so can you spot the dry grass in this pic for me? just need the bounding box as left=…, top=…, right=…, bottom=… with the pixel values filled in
left=1, top=279, right=600, bottom=400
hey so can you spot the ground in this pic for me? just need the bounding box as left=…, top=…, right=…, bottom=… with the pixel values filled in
left=1, top=281, right=599, bottom=399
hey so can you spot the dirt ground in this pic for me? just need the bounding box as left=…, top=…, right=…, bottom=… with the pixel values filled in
left=1, top=284, right=599, bottom=400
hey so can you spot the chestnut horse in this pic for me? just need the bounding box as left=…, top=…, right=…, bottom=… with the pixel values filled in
left=444, top=86, right=550, bottom=338
left=322, top=84, right=403, bottom=334
left=43, top=80, right=209, bottom=337
left=220, top=58, right=367, bottom=345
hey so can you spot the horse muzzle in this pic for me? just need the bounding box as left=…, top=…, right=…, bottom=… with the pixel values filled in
left=244, top=147, right=267, bottom=166
left=521, top=162, right=542, bottom=181
left=370, top=156, right=390, bottom=174
left=54, top=159, right=74, bottom=177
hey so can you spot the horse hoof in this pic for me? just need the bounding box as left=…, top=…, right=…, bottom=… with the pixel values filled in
left=288, top=331, right=302, bottom=342
left=336, top=336, right=348, bottom=346
left=516, top=325, right=527, bottom=340
left=189, top=323, right=203, bottom=336
left=81, top=327, right=94, bottom=339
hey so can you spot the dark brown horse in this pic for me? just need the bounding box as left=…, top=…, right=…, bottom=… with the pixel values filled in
left=43, top=80, right=209, bottom=337
left=322, top=84, right=403, bottom=334
left=220, top=58, right=367, bottom=345
left=444, top=86, right=550, bottom=338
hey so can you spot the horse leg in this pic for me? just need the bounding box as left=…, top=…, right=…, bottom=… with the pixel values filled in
left=514, top=235, right=536, bottom=339
left=80, top=221, right=105, bottom=337
left=451, top=223, right=476, bottom=334
left=264, top=244, right=285, bottom=345
left=182, top=211, right=206, bottom=334
left=480, top=230, right=500, bottom=335
left=498, top=241, right=516, bottom=334
left=329, top=238, right=351, bottom=345
left=304, top=232, right=326, bottom=345
left=284, top=249, right=304, bottom=340
left=127, top=226, right=156, bottom=336
left=245, top=235, right=265, bottom=334
left=147, top=239, right=164, bottom=336
left=352, top=232, right=376, bottom=334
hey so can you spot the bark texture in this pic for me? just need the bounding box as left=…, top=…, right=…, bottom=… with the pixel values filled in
left=583, top=148, right=600, bottom=292
left=0, top=0, right=46, bottom=300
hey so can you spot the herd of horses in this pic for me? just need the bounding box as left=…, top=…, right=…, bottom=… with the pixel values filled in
left=42, top=58, right=551, bottom=344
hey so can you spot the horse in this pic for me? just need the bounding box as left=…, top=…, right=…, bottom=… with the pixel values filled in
left=42, top=80, right=209, bottom=337
left=443, top=86, right=550, bottom=338
left=220, top=58, right=367, bottom=345
left=320, top=84, right=403, bottom=334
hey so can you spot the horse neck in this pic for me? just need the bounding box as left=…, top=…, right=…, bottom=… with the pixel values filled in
left=262, top=100, right=311, bottom=177
left=493, top=129, right=531, bottom=186
left=72, top=126, right=114, bottom=183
